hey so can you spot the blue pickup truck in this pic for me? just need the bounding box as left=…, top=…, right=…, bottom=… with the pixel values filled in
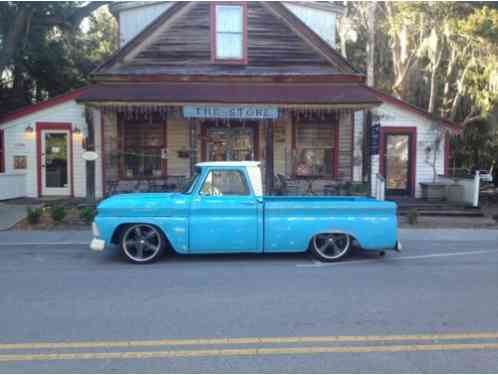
left=90, top=161, right=400, bottom=263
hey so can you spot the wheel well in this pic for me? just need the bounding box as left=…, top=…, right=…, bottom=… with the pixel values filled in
left=309, top=231, right=359, bottom=248
left=111, top=223, right=173, bottom=250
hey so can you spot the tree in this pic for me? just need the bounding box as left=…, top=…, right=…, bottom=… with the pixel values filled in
left=0, top=2, right=112, bottom=117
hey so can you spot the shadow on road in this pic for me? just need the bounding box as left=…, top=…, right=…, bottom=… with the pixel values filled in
left=97, top=245, right=385, bottom=267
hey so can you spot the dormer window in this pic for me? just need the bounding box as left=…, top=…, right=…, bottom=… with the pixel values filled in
left=211, top=3, right=247, bottom=64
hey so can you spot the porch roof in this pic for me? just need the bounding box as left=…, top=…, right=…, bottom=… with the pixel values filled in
left=77, top=82, right=382, bottom=109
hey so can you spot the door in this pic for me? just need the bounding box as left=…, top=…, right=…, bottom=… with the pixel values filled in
left=383, top=132, right=413, bottom=196
left=203, top=121, right=258, bottom=161
left=189, top=169, right=260, bottom=253
left=41, top=130, right=71, bottom=196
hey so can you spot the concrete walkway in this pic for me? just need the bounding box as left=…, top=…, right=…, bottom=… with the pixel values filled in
left=0, top=230, right=92, bottom=243
left=0, top=204, right=30, bottom=231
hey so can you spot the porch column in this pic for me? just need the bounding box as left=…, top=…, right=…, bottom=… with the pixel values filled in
left=84, top=106, right=96, bottom=200
left=265, top=119, right=274, bottom=194
left=189, top=119, right=198, bottom=176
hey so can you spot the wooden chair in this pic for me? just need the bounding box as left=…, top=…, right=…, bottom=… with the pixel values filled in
left=277, top=174, right=303, bottom=195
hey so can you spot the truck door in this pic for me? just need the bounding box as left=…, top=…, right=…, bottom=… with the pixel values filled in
left=189, top=168, right=261, bottom=253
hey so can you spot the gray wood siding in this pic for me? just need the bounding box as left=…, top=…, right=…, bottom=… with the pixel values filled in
left=132, top=2, right=328, bottom=67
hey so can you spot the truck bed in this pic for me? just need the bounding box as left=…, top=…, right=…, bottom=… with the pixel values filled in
left=262, top=195, right=397, bottom=253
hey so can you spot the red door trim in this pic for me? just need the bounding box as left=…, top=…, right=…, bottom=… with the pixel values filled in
left=0, top=128, right=5, bottom=173
left=379, top=126, right=417, bottom=197
left=36, top=122, right=74, bottom=198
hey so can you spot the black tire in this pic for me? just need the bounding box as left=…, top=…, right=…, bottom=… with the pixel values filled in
left=120, top=224, right=166, bottom=264
left=309, top=233, right=352, bottom=262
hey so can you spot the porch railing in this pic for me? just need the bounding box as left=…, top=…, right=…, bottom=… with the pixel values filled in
left=374, top=173, right=386, bottom=201
left=0, top=173, right=26, bottom=200
left=437, top=171, right=481, bottom=207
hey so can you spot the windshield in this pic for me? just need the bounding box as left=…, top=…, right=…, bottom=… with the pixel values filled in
left=181, top=171, right=201, bottom=194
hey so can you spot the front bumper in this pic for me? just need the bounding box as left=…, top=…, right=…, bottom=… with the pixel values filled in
left=395, top=241, right=402, bottom=252
left=90, top=238, right=105, bottom=252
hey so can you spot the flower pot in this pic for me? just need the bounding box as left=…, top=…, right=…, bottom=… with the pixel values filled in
left=420, top=183, right=448, bottom=201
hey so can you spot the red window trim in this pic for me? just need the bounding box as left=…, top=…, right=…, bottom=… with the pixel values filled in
left=291, top=114, right=339, bottom=179
left=210, top=2, right=248, bottom=65
left=36, top=122, right=74, bottom=198
left=0, top=128, right=5, bottom=173
left=117, top=115, right=168, bottom=180
left=379, top=126, right=417, bottom=197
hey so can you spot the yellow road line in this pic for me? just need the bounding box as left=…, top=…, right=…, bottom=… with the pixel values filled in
left=0, top=342, right=497, bottom=362
left=1, top=332, right=498, bottom=351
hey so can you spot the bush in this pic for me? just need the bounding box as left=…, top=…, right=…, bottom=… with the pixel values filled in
left=26, top=207, right=43, bottom=225
left=50, top=206, right=66, bottom=223
left=407, top=209, right=418, bottom=225
left=79, top=207, right=96, bottom=224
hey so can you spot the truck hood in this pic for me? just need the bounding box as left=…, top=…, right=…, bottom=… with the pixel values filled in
left=97, top=193, right=189, bottom=217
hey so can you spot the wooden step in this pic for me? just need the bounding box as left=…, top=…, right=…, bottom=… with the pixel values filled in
left=399, top=210, right=485, bottom=217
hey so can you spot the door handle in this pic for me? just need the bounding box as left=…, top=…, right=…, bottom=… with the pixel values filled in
left=241, top=201, right=256, bottom=206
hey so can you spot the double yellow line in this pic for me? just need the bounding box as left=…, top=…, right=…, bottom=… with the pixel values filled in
left=1, top=332, right=497, bottom=362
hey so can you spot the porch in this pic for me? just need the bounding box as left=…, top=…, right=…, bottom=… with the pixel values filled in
left=76, top=81, right=381, bottom=198
left=89, top=105, right=371, bottom=197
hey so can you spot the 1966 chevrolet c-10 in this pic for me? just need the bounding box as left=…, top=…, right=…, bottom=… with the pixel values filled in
left=90, top=161, right=400, bottom=263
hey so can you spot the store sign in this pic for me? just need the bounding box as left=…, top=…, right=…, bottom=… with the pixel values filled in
left=183, top=105, right=279, bottom=120
left=82, top=151, right=99, bottom=161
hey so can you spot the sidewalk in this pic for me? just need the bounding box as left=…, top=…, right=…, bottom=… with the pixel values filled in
left=0, top=204, right=31, bottom=231
left=0, top=230, right=92, bottom=244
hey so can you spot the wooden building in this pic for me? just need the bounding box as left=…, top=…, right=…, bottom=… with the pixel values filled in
left=0, top=2, right=460, bottom=200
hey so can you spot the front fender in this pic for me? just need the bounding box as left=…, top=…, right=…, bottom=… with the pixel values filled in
left=94, top=216, right=189, bottom=254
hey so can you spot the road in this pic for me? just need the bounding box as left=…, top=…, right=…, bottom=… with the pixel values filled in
left=0, top=229, right=497, bottom=372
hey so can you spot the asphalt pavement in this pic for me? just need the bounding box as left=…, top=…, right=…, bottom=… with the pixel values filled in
left=0, top=229, right=497, bottom=372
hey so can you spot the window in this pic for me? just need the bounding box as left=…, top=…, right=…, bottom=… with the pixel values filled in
left=0, top=129, right=4, bottom=173
left=295, top=122, right=336, bottom=177
left=119, top=116, right=167, bottom=179
left=200, top=170, right=249, bottom=196
left=212, top=4, right=247, bottom=63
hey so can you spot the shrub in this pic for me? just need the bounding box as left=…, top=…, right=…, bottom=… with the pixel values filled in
left=79, top=207, right=96, bottom=224
left=50, top=206, right=66, bottom=223
left=407, top=209, right=418, bottom=225
left=26, top=207, right=43, bottom=225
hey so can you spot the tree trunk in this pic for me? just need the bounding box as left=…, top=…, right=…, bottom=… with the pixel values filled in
left=366, top=2, right=376, bottom=87
left=428, top=46, right=444, bottom=114
left=0, top=6, right=33, bottom=75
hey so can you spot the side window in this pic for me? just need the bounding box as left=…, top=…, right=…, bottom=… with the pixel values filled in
left=200, top=170, right=249, bottom=196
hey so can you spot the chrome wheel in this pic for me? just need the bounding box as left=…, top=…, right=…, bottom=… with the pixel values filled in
left=121, top=224, right=163, bottom=263
left=311, top=233, right=351, bottom=261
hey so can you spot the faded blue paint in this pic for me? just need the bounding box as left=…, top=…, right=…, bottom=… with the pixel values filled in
left=93, top=165, right=398, bottom=255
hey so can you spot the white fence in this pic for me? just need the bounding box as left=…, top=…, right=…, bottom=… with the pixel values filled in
left=0, top=173, right=26, bottom=200
left=437, top=172, right=480, bottom=207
